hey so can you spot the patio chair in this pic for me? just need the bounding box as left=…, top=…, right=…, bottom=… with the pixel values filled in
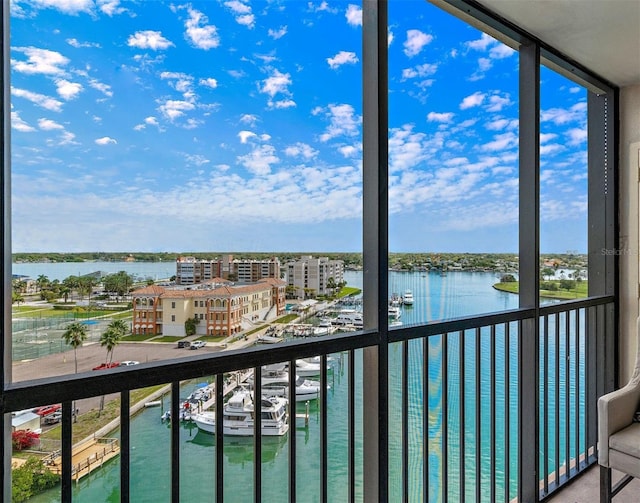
left=598, top=316, right=640, bottom=501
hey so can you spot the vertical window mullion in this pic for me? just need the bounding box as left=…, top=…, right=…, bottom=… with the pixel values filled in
left=518, top=39, right=541, bottom=503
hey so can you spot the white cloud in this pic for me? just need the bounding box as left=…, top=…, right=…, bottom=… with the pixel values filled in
left=402, top=63, right=437, bottom=79
left=11, top=111, right=36, bottom=132
left=327, top=51, right=359, bottom=69
left=88, top=78, right=112, bottom=97
left=237, top=144, right=279, bottom=176
left=566, top=127, right=587, bottom=146
left=95, top=136, right=117, bottom=145
left=345, top=4, right=362, bottom=27
left=481, top=132, right=518, bottom=152
left=240, top=114, right=258, bottom=126
left=38, top=118, right=64, bottom=130
left=66, top=38, right=100, bottom=48
left=12, top=47, right=69, bottom=75
left=338, top=144, right=359, bottom=157
left=541, top=103, right=587, bottom=125
left=185, top=154, right=210, bottom=166
left=200, top=78, right=218, bottom=89
left=486, top=93, right=511, bottom=112
left=427, top=112, right=454, bottom=123
left=97, top=0, right=127, bottom=16
left=238, top=130, right=257, bottom=143
left=268, top=26, right=287, bottom=40
left=284, top=142, right=318, bottom=160
left=268, top=99, right=296, bottom=109
left=145, top=116, right=159, bottom=126
left=317, top=103, right=361, bottom=142
left=29, top=0, right=94, bottom=15
left=55, top=79, right=82, bottom=100
left=466, top=33, right=494, bottom=51
left=12, top=87, right=64, bottom=112
left=460, top=91, right=485, bottom=110
left=224, top=1, right=255, bottom=28
left=185, top=6, right=220, bottom=49
left=157, top=99, right=196, bottom=121
left=58, top=131, right=78, bottom=145
left=403, top=29, right=433, bottom=57
left=127, top=31, right=174, bottom=51
left=260, top=69, right=292, bottom=98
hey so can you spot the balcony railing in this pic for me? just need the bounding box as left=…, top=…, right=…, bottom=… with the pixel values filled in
left=3, top=295, right=613, bottom=502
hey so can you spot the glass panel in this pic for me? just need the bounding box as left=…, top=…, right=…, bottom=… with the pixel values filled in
left=388, top=2, right=520, bottom=328
left=11, top=0, right=362, bottom=383
left=539, top=66, right=588, bottom=304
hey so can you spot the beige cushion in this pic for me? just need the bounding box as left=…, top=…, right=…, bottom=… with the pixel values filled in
left=609, top=422, right=640, bottom=459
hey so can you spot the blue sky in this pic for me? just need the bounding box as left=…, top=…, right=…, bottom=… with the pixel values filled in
left=10, top=0, right=588, bottom=254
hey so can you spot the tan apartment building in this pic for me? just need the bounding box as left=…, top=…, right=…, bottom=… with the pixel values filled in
left=286, top=255, right=344, bottom=299
left=175, top=254, right=280, bottom=285
left=131, top=278, right=286, bottom=337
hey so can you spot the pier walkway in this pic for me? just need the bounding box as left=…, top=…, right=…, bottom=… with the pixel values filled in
left=43, top=437, right=119, bottom=482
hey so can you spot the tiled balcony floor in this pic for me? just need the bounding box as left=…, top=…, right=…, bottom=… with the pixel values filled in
left=546, top=466, right=640, bottom=502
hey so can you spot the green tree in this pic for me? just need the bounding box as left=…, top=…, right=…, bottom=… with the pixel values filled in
left=102, top=271, right=134, bottom=300
left=12, top=456, right=59, bottom=503
left=62, top=322, right=88, bottom=374
left=103, top=319, right=128, bottom=362
left=12, top=292, right=24, bottom=305
left=326, top=277, right=337, bottom=297
left=36, top=274, right=50, bottom=292
left=185, top=316, right=199, bottom=336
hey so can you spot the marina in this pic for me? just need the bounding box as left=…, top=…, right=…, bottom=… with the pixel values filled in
left=21, top=269, right=573, bottom=501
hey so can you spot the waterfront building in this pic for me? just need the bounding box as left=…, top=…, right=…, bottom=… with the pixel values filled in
left=175, top=255, right=281, bottom=285
left=131, top=278, right=286, bottom=337
left=286, top=256, right=344, bottom=299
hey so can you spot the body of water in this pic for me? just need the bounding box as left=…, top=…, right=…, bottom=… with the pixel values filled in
left=18, top=264, right=577, bottom=502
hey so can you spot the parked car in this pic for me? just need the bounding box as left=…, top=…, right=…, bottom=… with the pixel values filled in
left=34, top=404, right=61, bottom=416
left=43, top=411, right=62, bottom=425
left=190, top=341, right=206, bottom=350
left=119, top=361, right=140, bottom=366
left=92, top=362, right=120, bottom=371
left=177, top=340, right=190, bottom=348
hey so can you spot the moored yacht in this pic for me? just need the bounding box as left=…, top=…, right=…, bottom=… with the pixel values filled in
left=402, top=290, right=414, bottom=306
left=193, top=390, right=289, bottom=437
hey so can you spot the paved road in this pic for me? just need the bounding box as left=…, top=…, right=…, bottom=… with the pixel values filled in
left=11, top=331, right=263, bottom=417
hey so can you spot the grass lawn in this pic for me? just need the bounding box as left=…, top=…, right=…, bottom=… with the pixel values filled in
left=151, top=336, right=184, bottom=343
left=275, top=314, right=298, bottom=324
left=493, top=280, right=588, bottom=299
left=40, top=385, right=167, bottom=445
left=122, top=333, right=157, bottom=342
left=337, top=286, right=361, bottom=298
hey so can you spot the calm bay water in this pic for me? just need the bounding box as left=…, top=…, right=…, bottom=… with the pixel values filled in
left=20, top=264, right=572, bottom=502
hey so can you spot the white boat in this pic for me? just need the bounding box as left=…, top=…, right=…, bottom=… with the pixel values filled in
left=257, top=334, right=283, bottom=344
left=249, top=369, right=322, bottom=402
left=294, top=359, right=325, bottom=377
left=402, top=290, right=414, bottom=306
left=193, top=390, right=289, bottom=437
left=332, top=311, right=363, bottom=328
left=388, top=305, right=401, bottom=320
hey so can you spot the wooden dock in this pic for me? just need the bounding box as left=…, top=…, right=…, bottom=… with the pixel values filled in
left=43, top=437, right=120, bottom=482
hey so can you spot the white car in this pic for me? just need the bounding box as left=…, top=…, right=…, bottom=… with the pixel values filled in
left=119, top=360, right=140, bottom=366
left=190, top=341, right=206, bottom=350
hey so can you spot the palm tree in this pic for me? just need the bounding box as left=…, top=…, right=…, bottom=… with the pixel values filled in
left=62, top=321, right=88, bottom=422
left=61, top=322, right=88, bottom=374
left=100, top=319, right=128, bottom=363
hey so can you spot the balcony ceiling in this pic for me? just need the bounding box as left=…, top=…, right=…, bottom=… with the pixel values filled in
left=476, top=0, right=640, bottom=88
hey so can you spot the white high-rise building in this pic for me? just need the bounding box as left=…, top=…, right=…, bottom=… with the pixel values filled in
left=286, top=256, right=344, bottom=299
